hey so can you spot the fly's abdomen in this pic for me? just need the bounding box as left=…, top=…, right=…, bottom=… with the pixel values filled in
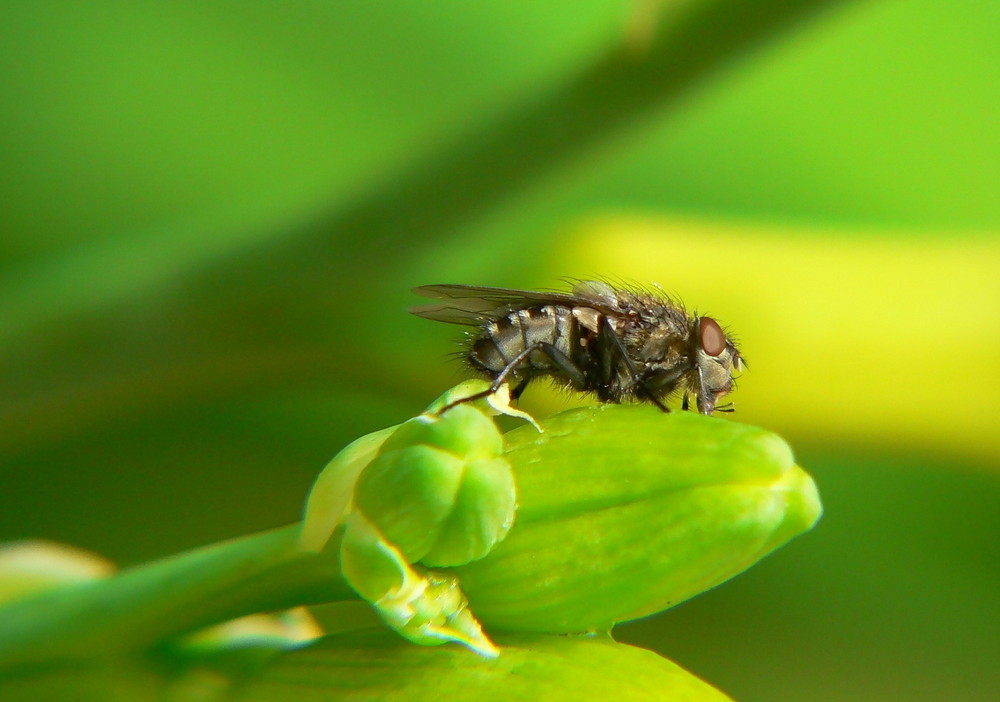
left=469, top=305, right=576, bottom=376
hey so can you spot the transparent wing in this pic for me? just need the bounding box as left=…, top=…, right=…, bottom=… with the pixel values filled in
left=410, top=283, right=618, bottom=326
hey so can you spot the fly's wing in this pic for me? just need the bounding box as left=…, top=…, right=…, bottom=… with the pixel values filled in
left=410, top=283, right=621, bottom=326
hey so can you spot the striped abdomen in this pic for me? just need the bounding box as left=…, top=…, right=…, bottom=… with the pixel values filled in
left=468, top=304, right=594, bottom=383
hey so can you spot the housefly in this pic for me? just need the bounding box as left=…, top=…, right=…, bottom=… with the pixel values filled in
left=410, top=280, right=744, bottom=415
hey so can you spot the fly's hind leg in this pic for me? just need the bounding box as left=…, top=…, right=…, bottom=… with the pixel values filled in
left=509, top=377, right=531, bottom=401
left=439, top=341, right=584, bottom=413
left=536, top=342, right=587, bottom=390
left=438, top=343, right=545, bottom=414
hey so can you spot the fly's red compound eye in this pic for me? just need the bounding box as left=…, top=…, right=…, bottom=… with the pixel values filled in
left=699, top=317, right=726, bottom=357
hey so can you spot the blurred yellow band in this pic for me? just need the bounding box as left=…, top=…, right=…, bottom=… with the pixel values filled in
left=561, top=215, right=1000, bottom=464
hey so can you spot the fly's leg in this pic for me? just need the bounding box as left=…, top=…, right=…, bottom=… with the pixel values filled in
left=599, top=317, right=670, bottom=413
left=536, top=342, right=587, bottom=389
left=439, top=342, right=584, bottom=414
left=509, top=377, right=531, bottom=401
left=438, top=343, right=544, bottom=413
left=682, top=392, right=690, bottom=411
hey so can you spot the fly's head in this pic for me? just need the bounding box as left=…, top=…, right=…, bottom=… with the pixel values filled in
left=689, top=317, right=744, bottom=415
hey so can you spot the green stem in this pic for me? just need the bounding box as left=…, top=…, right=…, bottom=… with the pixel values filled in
left=317, top=0, right=851, bottom=264
left=0, top=0, right=852, bottom=459
left=0, top=524, right=352, bottom=672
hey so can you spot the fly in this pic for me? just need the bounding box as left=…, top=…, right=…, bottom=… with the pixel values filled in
left=410, top=280, right=744, bottom=415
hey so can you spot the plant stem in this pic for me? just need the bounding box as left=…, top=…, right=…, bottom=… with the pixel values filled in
left=0, top=524, right=351, bottom=672
left=0, top=0, right=852, bottom=462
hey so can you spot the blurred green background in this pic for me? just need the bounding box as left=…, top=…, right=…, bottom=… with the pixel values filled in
left=1, top=1, right=997, bottom=700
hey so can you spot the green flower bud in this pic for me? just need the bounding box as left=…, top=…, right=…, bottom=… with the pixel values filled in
left=356, top=445, right=468, bottom=564
left=354, top=404, right=516, bottom=568
left=300, top=426, right=397, bottom=552
left=451, top=405, right=822, bottom=633
left=419, top=457, right=516, bottom=567
left=340, top=512, right=498, bottom=657
left=329, top=384, right=527, bottom=657
left=300, top=380, right=532, bottom=555
left=354, top=447, right=515, bottom=567
left=379, top=404, right=503, bottom=461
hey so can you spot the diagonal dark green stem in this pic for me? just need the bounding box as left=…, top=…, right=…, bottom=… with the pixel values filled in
left=0, top=0, right=852, bottom=459
left=303, top=0, right=850, bottom=264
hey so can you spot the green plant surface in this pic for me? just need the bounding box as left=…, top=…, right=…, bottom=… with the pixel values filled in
left=0, top=525, right=348, bottom=671
left=235, top=630, right=735, bottom=702
left=458, top=407, right=818, bottom=632
left=0, top=402, right=819, bottom=699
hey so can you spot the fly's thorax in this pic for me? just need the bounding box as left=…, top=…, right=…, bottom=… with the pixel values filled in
left=638, top=325, right=690, bottom=365
left=570, top=306, right=601, bottom=334
left=619, top=311, right=689, bottom=383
